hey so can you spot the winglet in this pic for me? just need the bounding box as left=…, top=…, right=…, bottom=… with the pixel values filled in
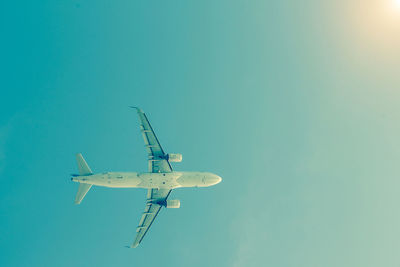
left=129, top=106, right=143, bottom=113
left=124, top=244, right=138, bottom=249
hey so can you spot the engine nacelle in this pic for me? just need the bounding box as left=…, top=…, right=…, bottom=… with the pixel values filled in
left=166, top=199, right=180, bottom=208
left=167, top=153, right=182, bottom=162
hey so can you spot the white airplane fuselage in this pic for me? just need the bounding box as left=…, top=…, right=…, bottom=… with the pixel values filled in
left=72, top=171, right=222, bottom=189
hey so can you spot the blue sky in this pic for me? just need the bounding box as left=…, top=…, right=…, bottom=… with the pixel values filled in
left=1, top=1, right=400, bottom=266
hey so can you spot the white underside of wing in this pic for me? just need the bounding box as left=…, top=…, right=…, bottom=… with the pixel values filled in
left=131, top=188, right=171, bottom=248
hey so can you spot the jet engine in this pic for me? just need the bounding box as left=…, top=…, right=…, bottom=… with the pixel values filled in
left=167, top=153, right=182, bottom=162
left=166, top=199, right=180, bottom=208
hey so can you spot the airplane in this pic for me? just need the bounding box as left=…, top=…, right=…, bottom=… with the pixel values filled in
left=71, top=107, right=222, bottom=248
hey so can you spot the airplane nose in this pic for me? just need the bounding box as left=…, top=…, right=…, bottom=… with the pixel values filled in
left=207, top=174, right=222, bottom=185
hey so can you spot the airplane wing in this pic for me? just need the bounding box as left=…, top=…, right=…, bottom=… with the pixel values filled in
left=131, top=107, right=172, bottom=173
left=130, top=107, right=173, bottom=248
left=131, top=188, right=171, bottom=248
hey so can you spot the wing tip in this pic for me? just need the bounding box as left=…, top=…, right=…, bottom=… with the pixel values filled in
left=129, top=106, right=143, bottom=113
left=125, top=245, right=137, bottom=249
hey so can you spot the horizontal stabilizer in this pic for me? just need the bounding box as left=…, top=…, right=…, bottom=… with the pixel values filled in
left=76, top=153, right=92, bottom=175
left=75, top=183, right=92, bottom=204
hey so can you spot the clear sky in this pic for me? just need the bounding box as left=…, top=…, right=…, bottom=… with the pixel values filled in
left=1, top=1, right=400, bottom=266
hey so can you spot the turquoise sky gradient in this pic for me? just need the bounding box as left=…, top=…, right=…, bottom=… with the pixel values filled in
left=1, top=1, right=400, bottom=266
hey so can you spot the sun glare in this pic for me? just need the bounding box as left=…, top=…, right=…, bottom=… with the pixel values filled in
left=387, top=0, right=400, bottom=18
left=393, top=0, right=400, bottom=9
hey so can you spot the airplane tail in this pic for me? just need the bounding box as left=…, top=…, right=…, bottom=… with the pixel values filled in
left=74, top=153, right=93, bottom=204
left=76, top=153, right=93, bottom=175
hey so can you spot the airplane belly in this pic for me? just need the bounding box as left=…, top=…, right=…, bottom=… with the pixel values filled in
left=176, top=172, right=207, bottom=187
left=137, top=172, right=182, bottom=189
left=101, top=172, right=142, bottom=188
left=87, top=172, right=185, bottom=189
